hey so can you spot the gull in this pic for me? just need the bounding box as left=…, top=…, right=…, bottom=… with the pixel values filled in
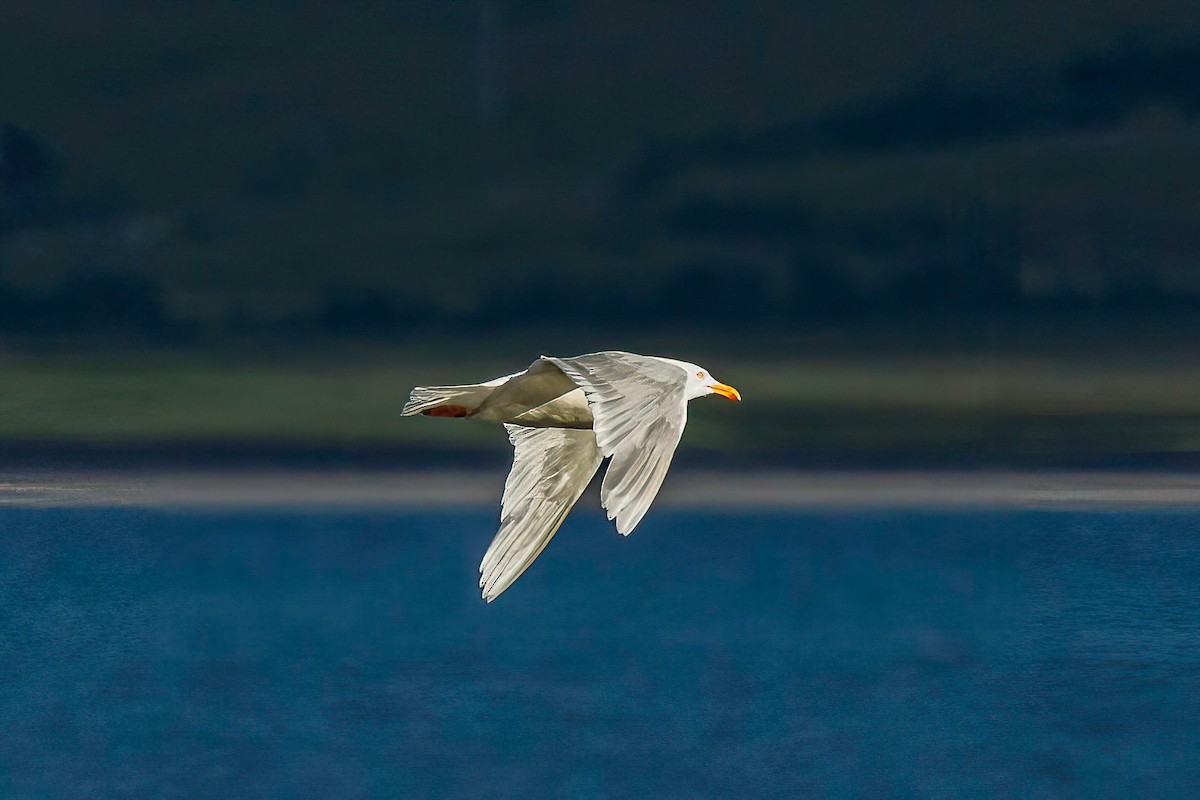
left=402, top=351, right=741, bottom=601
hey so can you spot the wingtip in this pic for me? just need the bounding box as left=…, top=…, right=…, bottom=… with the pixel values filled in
left=614, top=512, right=645, bottom=536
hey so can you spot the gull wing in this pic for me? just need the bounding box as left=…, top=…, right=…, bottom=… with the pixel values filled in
left=545, top=352, right=688, bottom=535
left=479, top=424, right=603, bottom=602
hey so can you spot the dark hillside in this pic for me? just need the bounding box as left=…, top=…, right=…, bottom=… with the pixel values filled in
left=2, top=1, right=1199, bottom=343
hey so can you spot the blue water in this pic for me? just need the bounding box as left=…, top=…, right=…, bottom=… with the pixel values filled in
left=2, top=509, right=1198, bottom=799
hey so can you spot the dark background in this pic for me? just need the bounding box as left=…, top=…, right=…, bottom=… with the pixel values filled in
left=2, top=0, right=1199, bottom=463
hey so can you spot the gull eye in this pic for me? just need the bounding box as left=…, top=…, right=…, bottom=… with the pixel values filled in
left=696, top=371, right=705, bottom=379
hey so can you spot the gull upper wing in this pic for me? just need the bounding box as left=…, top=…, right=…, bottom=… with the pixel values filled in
left=479, top=424, right=603, bottom=602
left=545, top=352, right=688, bottom=535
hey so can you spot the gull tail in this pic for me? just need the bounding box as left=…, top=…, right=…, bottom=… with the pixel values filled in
left=402, top=386, right=471, bottom=416
left=402, top=377, right=511, bottom=418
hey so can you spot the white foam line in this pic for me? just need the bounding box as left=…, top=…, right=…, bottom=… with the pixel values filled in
left=4, top=470, right=1200, bottom=510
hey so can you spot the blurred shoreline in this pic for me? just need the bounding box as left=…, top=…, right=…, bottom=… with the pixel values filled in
left=6, top=467, right=1200, bottom=510
left=3, top=345, right=1199, bottom=470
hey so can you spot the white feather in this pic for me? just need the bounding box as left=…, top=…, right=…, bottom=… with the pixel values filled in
left=479, top=425, right=603, bottom=602
left=545, top=352, right=688, bottom=535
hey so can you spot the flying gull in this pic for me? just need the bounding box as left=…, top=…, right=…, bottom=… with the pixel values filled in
left=403, top=351, right=741, bottom=601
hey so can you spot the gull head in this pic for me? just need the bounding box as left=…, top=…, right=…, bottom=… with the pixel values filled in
left=669, top=360, right=741, bottom=402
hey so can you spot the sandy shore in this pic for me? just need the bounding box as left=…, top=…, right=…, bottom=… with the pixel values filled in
left=5, top=469, right=1200, bottom=510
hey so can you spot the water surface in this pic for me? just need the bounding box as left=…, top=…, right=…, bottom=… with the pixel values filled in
left=2, top=509, right=1198, bottom=798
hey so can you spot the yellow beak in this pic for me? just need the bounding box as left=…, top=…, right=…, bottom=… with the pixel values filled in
left=710, top=382, right=741, bottom=401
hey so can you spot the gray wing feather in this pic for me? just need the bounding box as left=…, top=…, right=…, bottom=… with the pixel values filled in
left=479, top=424, right=603, bottom=602
left=545, top=352, right=688, bottom=535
